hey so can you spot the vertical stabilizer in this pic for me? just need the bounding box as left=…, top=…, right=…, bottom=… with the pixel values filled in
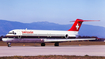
left=68, top=19, right=100, bottom=31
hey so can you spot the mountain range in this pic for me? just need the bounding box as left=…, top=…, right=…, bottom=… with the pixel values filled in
left=0, top=20, right=105, bottom=38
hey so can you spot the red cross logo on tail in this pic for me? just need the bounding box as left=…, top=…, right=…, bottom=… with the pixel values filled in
left=76, top=23, right=79, bottom=30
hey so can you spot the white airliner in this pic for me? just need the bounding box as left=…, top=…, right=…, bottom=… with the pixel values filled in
left=2, top=19, right=99, bottom=47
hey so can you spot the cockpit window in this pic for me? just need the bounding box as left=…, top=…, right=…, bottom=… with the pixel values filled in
left=8, top=31, right=16, bottom=34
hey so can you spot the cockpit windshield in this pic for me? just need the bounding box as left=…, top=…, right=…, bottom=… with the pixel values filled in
left=8, top=31, right=16, bottom=34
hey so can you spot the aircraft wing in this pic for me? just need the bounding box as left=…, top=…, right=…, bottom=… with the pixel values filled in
left=44, top=38, right=96, bottom=42
left=2, top=38, right=96, bottom=43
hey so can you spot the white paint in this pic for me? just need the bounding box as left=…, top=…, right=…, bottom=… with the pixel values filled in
left=6, top=29, right=78, bottom=37
left=76, top=23, right=79, bottom=30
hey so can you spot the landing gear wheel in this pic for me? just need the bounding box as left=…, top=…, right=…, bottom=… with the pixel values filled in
left=41, top=43, right=45, bottom=46
left=54, top=42, right=59, bottom=46
left=7, top=43, right=11, bottom=47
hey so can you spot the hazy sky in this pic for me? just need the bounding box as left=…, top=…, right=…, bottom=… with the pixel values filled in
left=0, top=0, right=105, bottom=27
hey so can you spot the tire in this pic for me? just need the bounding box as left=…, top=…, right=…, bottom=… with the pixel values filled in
left=54, top=42, right=59, bottom=46
left=41, top=43, right=45, bottom=46
left=8, top=44, right=11, bottom=47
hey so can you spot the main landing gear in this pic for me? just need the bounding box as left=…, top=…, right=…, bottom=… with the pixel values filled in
left=7, top=43, right=11, bottom=47
left=41, top=43, right=59, bottom=46
left=54, top=42, right=59, bottom=46
left=41, top=43, right=45, bottom=46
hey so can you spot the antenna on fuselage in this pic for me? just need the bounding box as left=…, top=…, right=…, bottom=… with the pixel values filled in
left=26, top=28, right=27, bottom=30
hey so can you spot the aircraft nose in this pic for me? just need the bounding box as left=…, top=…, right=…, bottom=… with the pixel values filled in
left=2, top=38, right=14, bottom=42
left=2, top=38, right=8, bottom=42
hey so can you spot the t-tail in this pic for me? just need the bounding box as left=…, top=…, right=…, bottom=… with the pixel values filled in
left=68, top=19, right=100, bottom=31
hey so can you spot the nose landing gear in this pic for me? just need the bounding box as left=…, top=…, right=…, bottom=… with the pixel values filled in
left=7, top=43, right=11, bottom=47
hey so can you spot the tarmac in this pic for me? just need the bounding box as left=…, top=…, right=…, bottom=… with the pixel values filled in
left=0, top=45, right=105, bottom=57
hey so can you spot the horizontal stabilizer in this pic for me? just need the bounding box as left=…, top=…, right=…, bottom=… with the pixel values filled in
left=70, top=19, right=100, bottom=22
